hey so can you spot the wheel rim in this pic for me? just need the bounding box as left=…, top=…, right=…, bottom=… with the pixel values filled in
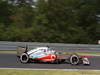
left=70, top=55, right=79, bottom=65
left=20, top=53, right=29, bottom=63
left=22, top=55, right=28, bottom=61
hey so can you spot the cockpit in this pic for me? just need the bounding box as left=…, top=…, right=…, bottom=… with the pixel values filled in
left=38, top=48, right=55, bottom=54
left=27, top=47, right=55, bottom=55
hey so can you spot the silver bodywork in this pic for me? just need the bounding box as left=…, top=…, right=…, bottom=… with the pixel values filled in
left=27, top=47, right=55, bottom=59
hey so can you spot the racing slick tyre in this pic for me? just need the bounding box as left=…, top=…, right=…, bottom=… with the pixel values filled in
left=20, top=53, right=29, bottom=64
left=69, top=54, right=79, bottom=65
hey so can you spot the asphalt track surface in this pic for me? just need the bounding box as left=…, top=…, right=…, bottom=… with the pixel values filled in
left=0, top=53, right=100, bottom=70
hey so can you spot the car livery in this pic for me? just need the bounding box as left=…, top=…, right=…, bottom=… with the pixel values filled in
left=17, top=47, right=90, bottom=65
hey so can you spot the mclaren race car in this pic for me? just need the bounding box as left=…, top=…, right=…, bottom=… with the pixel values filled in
left=17, top=46, right=90, bottom=65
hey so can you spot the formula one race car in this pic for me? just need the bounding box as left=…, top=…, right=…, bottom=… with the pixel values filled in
left=17, top=46, right=90, bottom=65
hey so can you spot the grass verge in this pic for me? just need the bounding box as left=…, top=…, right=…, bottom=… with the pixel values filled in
left=76, top=52, right=100, bottom=56
left=0, top=50, right=16, bottom=53
left=0, top=69, right=100, bottom=75
left=62, top=52, right=100, bottom=56
left=0, top=50, right=100, bottom=56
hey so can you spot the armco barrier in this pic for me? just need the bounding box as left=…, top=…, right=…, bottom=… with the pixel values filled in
left=0, top=41, right=100, bottom=52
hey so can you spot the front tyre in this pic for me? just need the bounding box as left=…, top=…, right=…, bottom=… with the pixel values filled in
left=69, top=54, right=79, bottom=65
left=20, top=53, right=29, bottom=64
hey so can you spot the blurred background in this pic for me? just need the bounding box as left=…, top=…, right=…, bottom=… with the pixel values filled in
left=0, top=0, right=100, bottom=44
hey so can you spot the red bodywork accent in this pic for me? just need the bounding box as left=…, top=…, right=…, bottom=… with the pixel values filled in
left=36, top=54, right=56, bottom=62
left=81, top=56, right=92, bottom=58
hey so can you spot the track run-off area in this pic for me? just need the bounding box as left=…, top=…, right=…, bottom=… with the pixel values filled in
left=0, top=53, right=100, bottom=70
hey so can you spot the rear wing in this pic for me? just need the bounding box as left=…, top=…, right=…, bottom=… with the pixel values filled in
left=17, top=46, right=28, bottom=56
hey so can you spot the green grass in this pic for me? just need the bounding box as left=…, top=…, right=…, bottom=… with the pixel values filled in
left=76, top=52, right=100, bottom=56
left=0, top=50, right=16, bottom=53
left=0, top=69, right=100, bottom=75
left=0, top=50, right=100, bottom=56
left=62, top=52, right=100, bottom=56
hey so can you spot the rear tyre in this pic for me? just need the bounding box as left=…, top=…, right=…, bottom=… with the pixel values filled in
left=69, top=54, right=79, bottom=65
left=20, top=53, right=29, bottom=64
